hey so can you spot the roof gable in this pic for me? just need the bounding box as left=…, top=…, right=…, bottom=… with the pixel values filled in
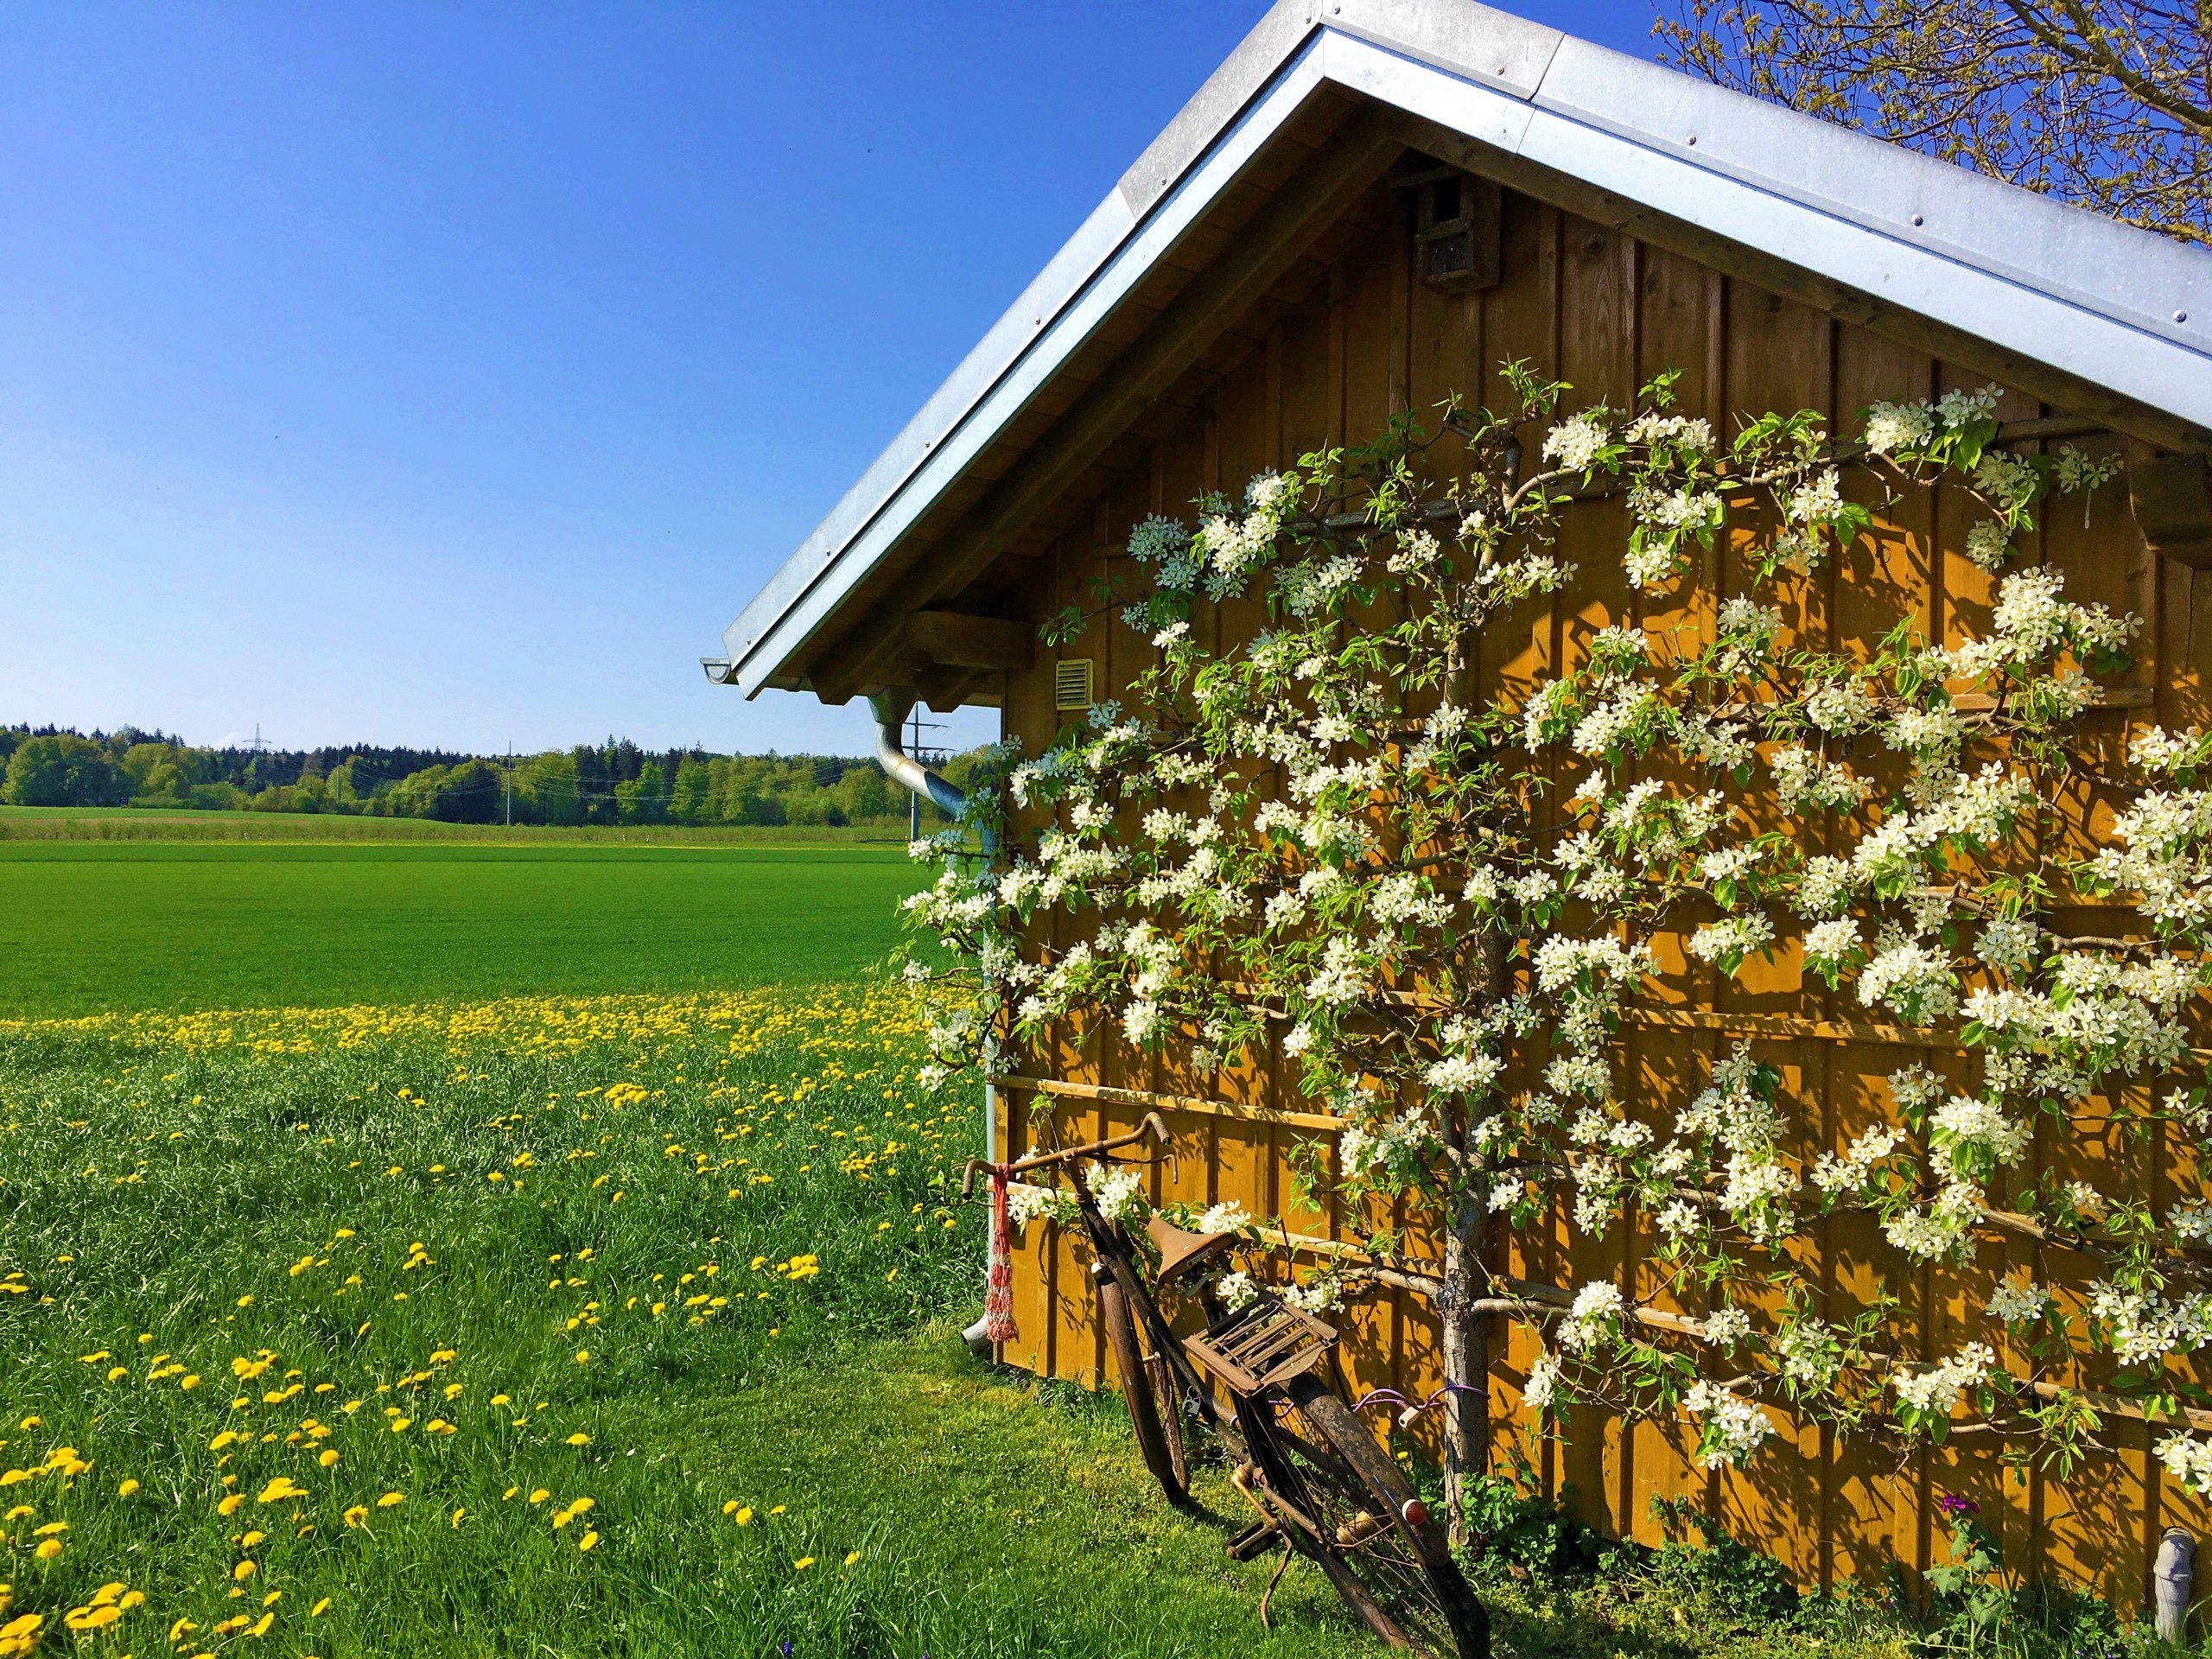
left=716, top=0, right=2211, bottom=702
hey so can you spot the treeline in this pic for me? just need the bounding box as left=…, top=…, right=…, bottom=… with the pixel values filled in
left=0, top=726, right=981, bottom=829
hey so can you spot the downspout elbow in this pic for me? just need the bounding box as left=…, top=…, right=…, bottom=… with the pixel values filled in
left=2157, top=1527, right=2194, bottom=1643
left=870, top=691, right=967, bottom=822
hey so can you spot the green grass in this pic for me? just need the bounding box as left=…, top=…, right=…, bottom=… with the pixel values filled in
left=0, top=843, right=920, bottom=1018
left=0, top=984, right=1391, bottom=1658
left=0, top=806, right=904, bottom=846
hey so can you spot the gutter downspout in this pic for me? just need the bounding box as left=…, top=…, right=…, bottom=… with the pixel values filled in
left=2156, top=1527, right=2194, bottom=1643
left=871, top=692, right=999, bottom=1362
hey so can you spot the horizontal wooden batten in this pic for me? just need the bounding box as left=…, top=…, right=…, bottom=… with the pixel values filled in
left=991, top=1073, right=1345, bottom=1134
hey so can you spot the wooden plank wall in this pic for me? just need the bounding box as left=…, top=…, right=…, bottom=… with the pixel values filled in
left=987, top=176, right=2202, bottom=1609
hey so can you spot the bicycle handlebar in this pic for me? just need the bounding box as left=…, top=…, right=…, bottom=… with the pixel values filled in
left=960, top=1111, right=1173, bottom=1199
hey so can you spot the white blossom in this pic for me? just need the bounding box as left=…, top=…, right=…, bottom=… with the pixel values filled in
left=1891, top=1343, right=1996, bottom=1414
left=1986, top=1278, right=2050, bottom=1325
left=1684, top=1381, right=1773, bottom=1468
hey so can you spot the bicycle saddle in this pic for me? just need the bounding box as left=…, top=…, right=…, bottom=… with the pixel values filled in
left=1145, top=1214, right=1237, bottom=1286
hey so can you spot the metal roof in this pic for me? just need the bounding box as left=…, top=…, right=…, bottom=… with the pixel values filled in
left=716, top=0, right=2212, bottom=700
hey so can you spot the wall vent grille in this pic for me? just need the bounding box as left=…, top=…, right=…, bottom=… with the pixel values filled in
left=1053, top=658, right=1095, bottom=710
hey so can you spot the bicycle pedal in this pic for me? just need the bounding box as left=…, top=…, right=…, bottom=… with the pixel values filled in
left=1226, top=1520, right=1282, bottom=1561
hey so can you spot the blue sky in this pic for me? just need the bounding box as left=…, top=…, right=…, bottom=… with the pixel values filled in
left=0, top=0, right=1652, bottom=758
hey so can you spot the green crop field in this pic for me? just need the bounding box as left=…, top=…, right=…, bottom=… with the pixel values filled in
left=0, top=843, right=918, bottom=1020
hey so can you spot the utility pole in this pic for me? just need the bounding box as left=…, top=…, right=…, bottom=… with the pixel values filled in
left=504, top=747, right=512, bottom=827
left=906, top=704, right=946, bottom=841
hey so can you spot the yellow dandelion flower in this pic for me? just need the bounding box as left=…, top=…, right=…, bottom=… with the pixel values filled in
left=247, top=1611, right=274, bottom=1637
left=503, top=1485, right=519, bottom=1500
left=565, top=1433, right=590, bottom=1447
left=35, top=1538, right=62, bottom=1560
left=241, top=1529, right=265, bottom=1548
left=343, top=1505, right=368, bottom=1527
left=490, top=1394, right=511, bottom=1406
left=578, top=1529, right=599, bottom=1551
left=721, top=1500, right=739, bottom=1515
left=574, top=1350, right=589, bottom=1364
left=232, top=1560, right=256, bottom=1580
left=377, top=1491, right=404, bottom=1508
left=733, top=1506, right=753, bottom=1526
left=451, top=1508, right=466, bottom=1529
left=117, top=1479, right=139, bottom=1497
left=311, top=1598, right=331, bottom=1617
left=318, top=1450, right=340, bottom=1467
left=793, top=1556, right=815, bottom=1570
left=218, top=1493, right=245, bottom=1516
left=844, top=1551, right=861, bottom=1567
left=770, top=1504, right=787, bottom=1516
left=528, top=1489, right=550, bottom=1504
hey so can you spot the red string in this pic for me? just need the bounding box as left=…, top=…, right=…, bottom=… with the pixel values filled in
left=983, top=1163, right=1018, bottom=1344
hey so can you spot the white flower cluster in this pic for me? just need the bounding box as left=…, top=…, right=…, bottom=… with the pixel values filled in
left=1883, top=1179, right=1985, bottom=1262
left=1986, top=1278, right=2050, bottom=1325
left=1857, top=933, right=1956, bottom=1023
left=1007, top=1182, right=1066, bottom=1228
left=1862, top=398, right=1936, bottom=455
left=1702, top=1306, right=1753, bottom=1349
left=1557, top=1281, right=1624, bottom=1351
left=1198, top=1200, right=1253, bottom=1234
left=1543, top=410, right=1611, bottom=473
left=1688, top=911, right=1775, bottom=971
left=1625, top=411, right=1714, bottom=452
left=1770, top=747, right=1866, bottom=815
left=1891, top=1343, right=1995, bottom=1414
left=1811, top=1125, right=1899, bottom=1196
left=1929, top=1093, right=2031, bottom=1171
left=1090, top=1162, right=1149, bottom=1226
left=1683, top=1381, right=1773, bottom=1468
left=1777, top=1318, right=1842, bottom=1389
left=2158, top=1433, right=2212, bottom=1497
left=2132, top=725, right=2204, bottom=773
left=2089, top=1285, right=2212, bottom=1366
left=1338, top=1107, right=1434, bottom=1183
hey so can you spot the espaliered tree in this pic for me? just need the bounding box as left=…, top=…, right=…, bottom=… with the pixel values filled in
left=901, top=363, right=2212, bottom=1530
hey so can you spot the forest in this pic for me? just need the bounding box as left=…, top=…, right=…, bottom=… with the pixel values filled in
left=0, top=724, right=981, bottom=829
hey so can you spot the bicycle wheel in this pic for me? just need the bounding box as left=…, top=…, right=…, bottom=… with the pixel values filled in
left=1097, top=1264, right=1185, bottom=1500
left=1249, top=1373, right=1490, bottom=1659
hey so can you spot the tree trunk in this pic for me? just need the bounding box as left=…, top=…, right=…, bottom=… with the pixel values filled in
left=1440, top=1189, right=1488, bottom=1548
left=1441, top=930, right=1510, bottom=1548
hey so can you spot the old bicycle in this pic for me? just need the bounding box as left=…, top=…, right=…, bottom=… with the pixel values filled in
left=965, top=1117, right=1488, bottom=1658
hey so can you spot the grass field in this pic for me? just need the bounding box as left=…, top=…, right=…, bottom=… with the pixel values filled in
left=0, top=844, right=917, bottom=1018
left=0, top=807, right=898, bottom=846
left=0, top=983, right=1390, bottom=1658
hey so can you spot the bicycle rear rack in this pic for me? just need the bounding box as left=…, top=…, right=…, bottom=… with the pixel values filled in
left=1185, top=1297, right=1338, bottom=1395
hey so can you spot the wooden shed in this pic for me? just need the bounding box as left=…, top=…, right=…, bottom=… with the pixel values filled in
left=711, top=0, right=2212, bottom=1605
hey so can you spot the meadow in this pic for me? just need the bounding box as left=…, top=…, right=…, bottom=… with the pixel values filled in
left=0, top=844, right=916, bottom=1018
left=0, top=839, right=1931, bottom=1659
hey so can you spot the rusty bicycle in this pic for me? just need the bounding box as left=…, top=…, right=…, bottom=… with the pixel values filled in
left=964, top=1117, right=1488, bottom=1658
